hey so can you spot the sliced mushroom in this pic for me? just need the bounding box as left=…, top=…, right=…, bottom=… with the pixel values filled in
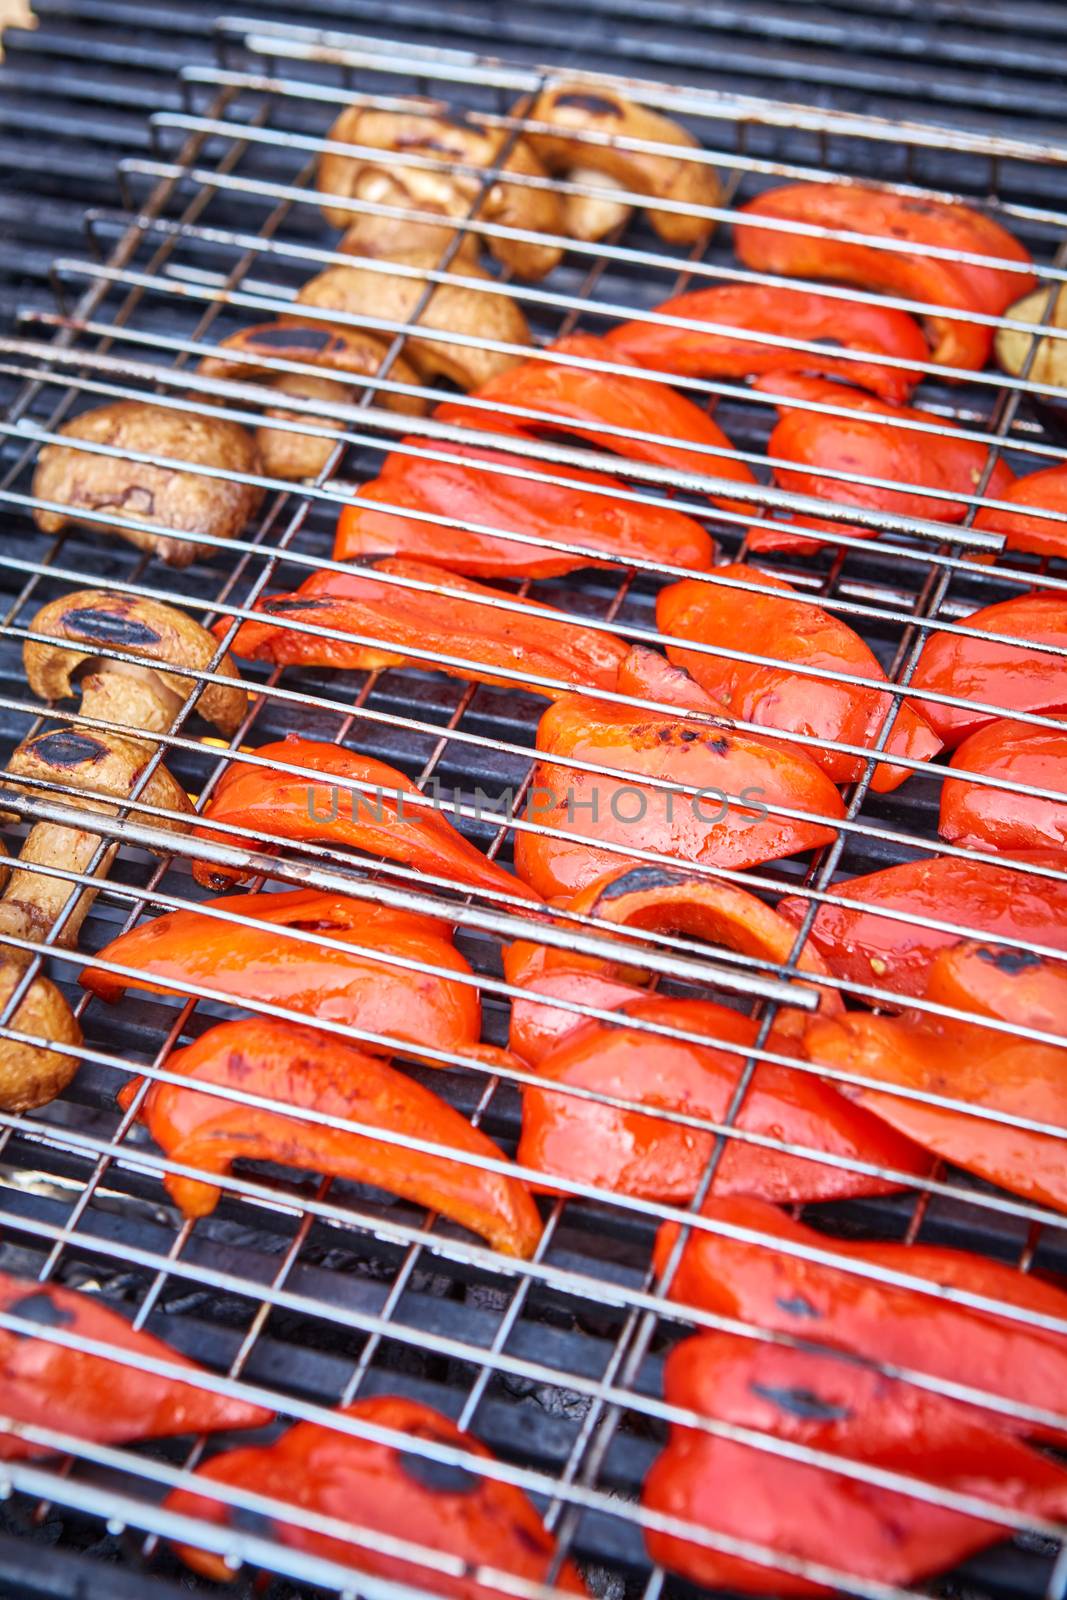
left=284, top=260, right=531, bottom=391
left=195, top=322, right=426, bottom=418
left=996, top=287, right=1067, bottom=389
left=336, top=168, right=483, bottom=265
left=31, top=401, right=264, bottom=567
left=562, top=168, right=634, bottom=242
left=318, top=104, right=564, bottom=280
left=523, top=83, right=720, bottom=245
left=0, top=960, right=81, bottom=1113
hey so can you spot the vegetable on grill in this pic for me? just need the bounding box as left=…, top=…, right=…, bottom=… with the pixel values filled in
left=940, top=718, right=1067, bottom=858
left=973, top=462, right=1067, bottom=558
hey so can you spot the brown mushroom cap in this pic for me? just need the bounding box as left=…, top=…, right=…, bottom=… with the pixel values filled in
left=24, top=590, right=248, bottom=738
left=31, top=401, right=264, bottom=568
left=561, top=168, right=634, bottom=242
left=0, top=958, right=81, bottom=1112
left=194, top=323, right=426, bottom=416
left=523, top=83, right=720, bottom=245
left=284, top=260, right=531, bottom=391
left=335, top=169, right=483, bottom=266
left=257, top=373, right=358, bottom=482
left=318, top=105, right=565, bottom=280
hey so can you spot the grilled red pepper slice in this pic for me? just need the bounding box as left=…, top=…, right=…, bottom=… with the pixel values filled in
left=925, top=939, right=1067, bottom=1030
left=519, top=994, right=929, bottom=1204
left=734, top=182, right=1035, bottom=371
left=745, top=374, right=1016, bottom=553
left=616, top=644, right=723, bottom=714
left=803, top=1008, right=1067, bottom=1215
left=219, top=558, right=629, bottom=699
left=604, top=282, right=928, bottom=403
left=940, top=718, right=1067, bottom=857
left=645, top=1332, right=1067, bottom=1597
left=656, top=1193, right=1067, bottom=1441
left=659, top=565, right=942, bottom=789
left=433, top=332, right=758, bottom=512
left=192, top=736, right=539, bottom=902
left=119, top=1017, right=541, bottom=1254
left=165, top=1394, right=586, bottom=1594
left=974, top=464, right=1067, bottom=558
left=911, top=591, right=1067, bottom=747
left=333, top=438, right=715, bottom=579
left=81, top=888, right=483, bottom=1061
left=513, top=695, right=844, bottom=899
left=0, top=1274, right=271, bottom=1460
left=778, top=853, right=1067, bottom=1002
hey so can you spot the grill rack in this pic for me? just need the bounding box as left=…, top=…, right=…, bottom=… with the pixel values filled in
left=0, top=16, right=1065, bottom=1600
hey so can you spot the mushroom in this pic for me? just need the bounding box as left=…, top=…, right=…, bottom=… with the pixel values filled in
left=561, top=168, right=634, bottom=242
left=996, top=286, right=1067, bottom=432
left=31, top=401, right=264, bottom=567
left=336, top=169, right=483, bottom=266
left=283, top=259, right=532, bottom=391
left=0, top=590, right=248, bottom=1112
left=318, top=104, right=565, bottom=280
left=522, top=83, right=720, bottom=245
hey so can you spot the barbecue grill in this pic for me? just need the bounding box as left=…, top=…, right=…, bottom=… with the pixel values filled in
left=0, top=4, right=1065, bottom=1598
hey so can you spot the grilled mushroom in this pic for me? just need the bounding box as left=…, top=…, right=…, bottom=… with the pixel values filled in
left=335, top=170, right=483, bottom=265
left=195, top=322, right=427, bottom=417
left=31, top=401, right=263, bottom=567
left=318, top=105, right=564, bottom=280
left=996, top=287, right=1067, bottom=432
left=561, top=168, right=634, bottom=242
left=284, top=259, right=531, bottom=390
left=523, top=83, right=720, bottom=245
left=0, top=960, right=81, bottom=1115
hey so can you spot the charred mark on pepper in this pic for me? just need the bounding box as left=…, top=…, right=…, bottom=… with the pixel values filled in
left=705, top=736, right=731, bottom=757
left=263, top=598, right=327, bottom=614
left=595, top=865, right=683, bottom=902
left=65, top=608, right=162, bottom=649
left=776, top=1294, right=822, bottom=1319
left=976, top=945, right=1044, bottom=975
left=750, top=1382, right=852, bottom=1422
left=8, top=1292, right=75, bottom=1333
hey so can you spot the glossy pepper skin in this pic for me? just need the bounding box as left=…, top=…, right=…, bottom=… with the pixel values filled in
left=604, top=282, right=928, bottom=402
left=746, top=374, right=1017, bottom=554
left=645, top=1332, right=1067, bottom=1597
left=507, top=864, right=842, bottom=1062
left=803, top=1009, right=1067, bottom=1215
left=659, top=565, right=942, bottom=789
left=333, top=438, right=716, bottom=579
left=514, top=695, right=844, bottom=900
left=974, top=464, right=1067, bottom=558
left=734, top=183, right=1035, bottom=371
left=0, top=1274, right=271, bottom=1460
left=940, top=718, right=1067, bottom=857
left=80, top=888, right=484, bottom=1062
left=616, top=644, right=723, bottom=715
left=656, top=1194, right=1067, bottom=1442
left=165, top=1395, right=587, bottom=1596
left=926, top=939, right=1067, bottom=1031
left=218, top=557, right=629, bottom=700
left=910, top=591, right=1067, bottom=748
left=120, top=1018, right=542, bottom=1255
left=777, top=853, right=1067, bottom=1002
left=518, top=994, right=930, bottom=1204
left=192, top=736, right=539, bottom=902
left=433, top=332, right=759, bottom=513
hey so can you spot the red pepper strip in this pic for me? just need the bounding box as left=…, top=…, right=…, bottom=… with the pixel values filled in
left=119, top=1017, right=542, bottom=1254
left=655, top=1193, right=1067, bottom=1443
left=433, top=332, right=759, bottom=514
left=80, top=888, right=483, bottom=1061
left=217, top=558, right=629, bottom=700
left=514, top=695, right=843, bottom=900
left=734, top=182, right=1036, bottom=371
left=616, top=644, right=723, bottom=714
left=519, top=995, right=929, bottom=1204
left=744, top=374, right=1017, bottom=554
left=659, top=565, right=942, bottom=790
left=509, top=969, right=646, bottom=1066
left=940, top=718, right=1067, bottom=857
left=926, top=940, right=1067, bottom=1030
left=645, top=1332, right=1067, bottom=1597
left=974, top=464, right=1067, bottom=558
left=0, top=1273, right=272, bottom=1460
left=191, top=736, right=539, bottom=903
left=803, top=1009, right=1067, bottom=1215
left=165, top=1394, right=587, bottom=1595
left=604, top=282, right=929, bottom=403
left=778, top=853, right=1067, bottom=1003
left=910, top=591, right=1067, bottom=748
left=333, top=438, right=716, bottom=579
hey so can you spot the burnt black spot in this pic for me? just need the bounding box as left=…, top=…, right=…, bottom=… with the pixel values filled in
left=32, top=730, right=107, bottom=768
left=976, top=945, right=1043, bottom=975
left=263, top=598, right=327, bottom=615
left=8, top=1291, right=74, bottom=1334
left=595, top=865, right=684, bottom=902
left=776, top=1294, right=821, bottom=1320
left=396, top=132, right=466, bottom=156
left=656, top=727, right=672, bottom=742
left=66, top=608, right=162, bottom=649
left=512, top=1523, right=553, bottom=1557
left=679, top=728, right=699, bottom=742
left=249, top=326, right=334, bottom=353
left=398, top=1450, right=480, bottom=1494
left=228, top=1506, right=277, bottom=1539
left=554, top=93, right=622, bottom=118
left=750, top=1382, right=851, bottom=1422
left=705, top=736, right=730, bottom=757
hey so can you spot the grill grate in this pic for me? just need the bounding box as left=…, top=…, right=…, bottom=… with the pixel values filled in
left=0, top=10, right=1065, bottom=1600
